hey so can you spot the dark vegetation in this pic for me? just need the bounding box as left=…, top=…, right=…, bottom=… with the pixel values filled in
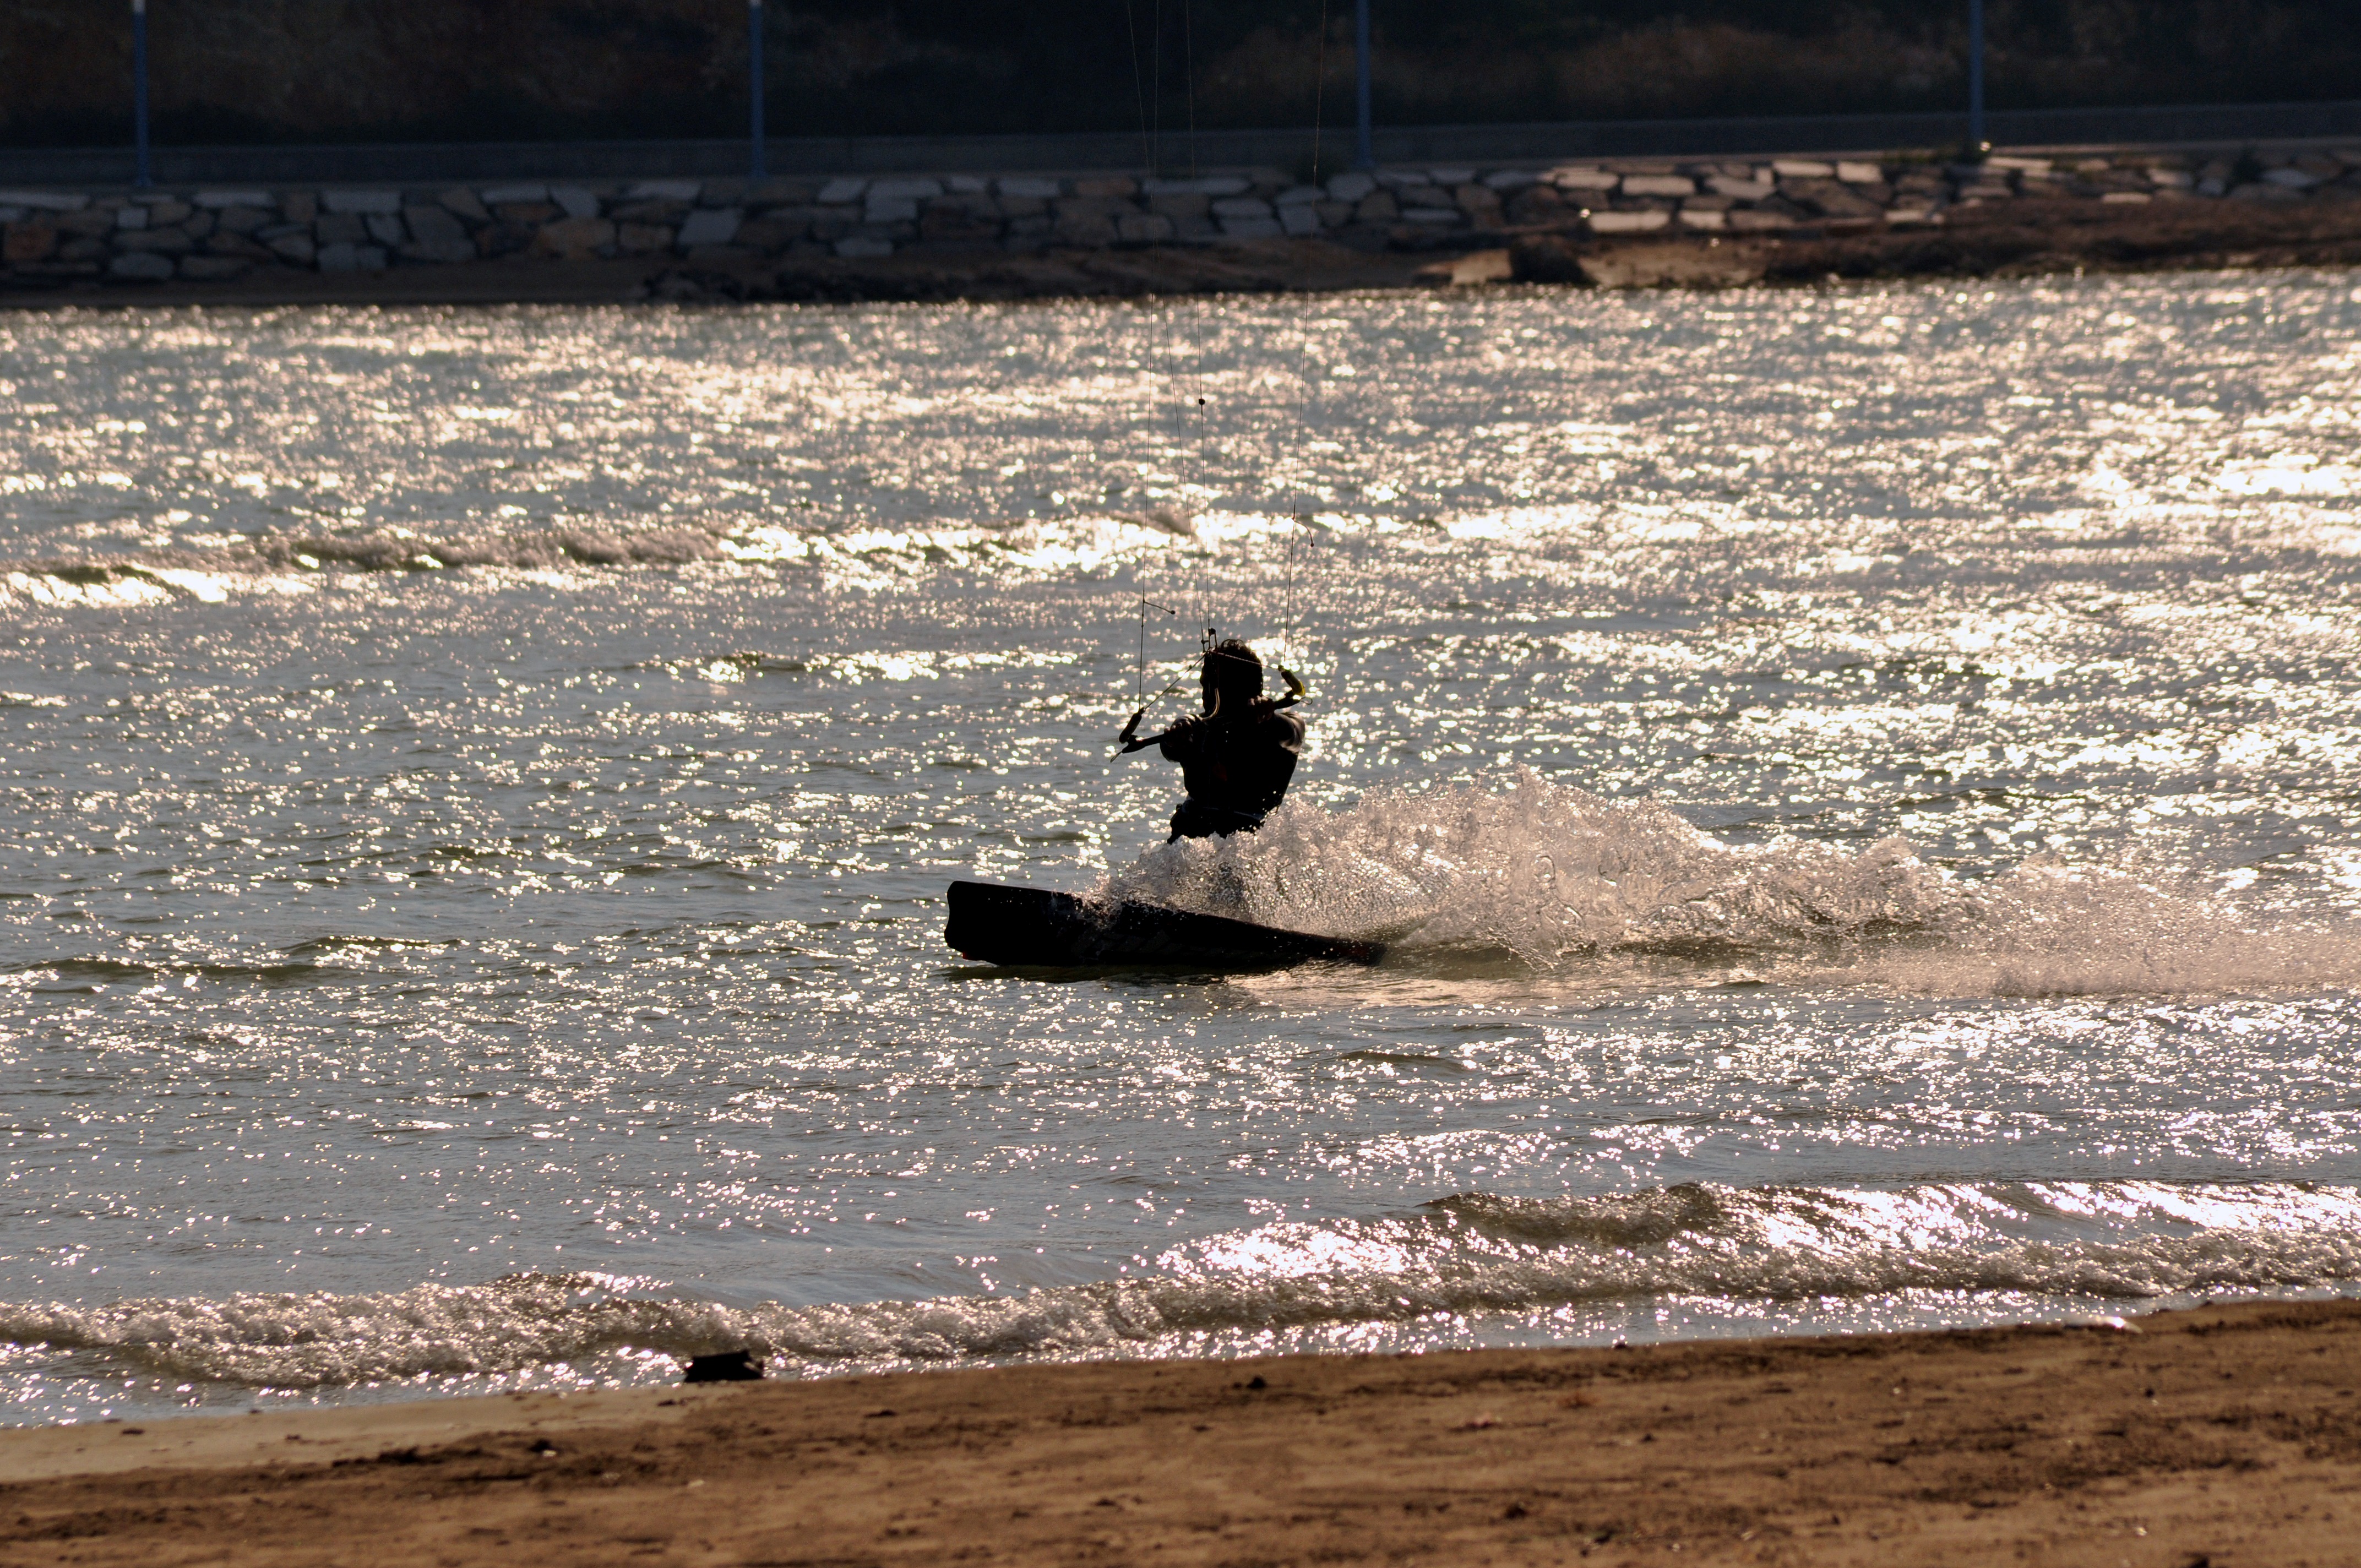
left=3, top=0, right=2355, bottom=148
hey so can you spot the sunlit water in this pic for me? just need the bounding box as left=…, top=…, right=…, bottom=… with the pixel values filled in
left=3, top=274, right=2360, bottom=1424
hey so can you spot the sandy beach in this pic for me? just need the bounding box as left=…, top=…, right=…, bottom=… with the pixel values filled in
left=4, top=1298, right=2356, bottom=1566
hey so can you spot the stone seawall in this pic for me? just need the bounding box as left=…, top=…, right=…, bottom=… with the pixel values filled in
left=4, top=142, right=2358, bottom=298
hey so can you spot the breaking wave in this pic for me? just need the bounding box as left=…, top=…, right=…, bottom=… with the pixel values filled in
left=1098, top=772, right=2361, bottom=996
left=6, top=1181, right=2358, bottom=1391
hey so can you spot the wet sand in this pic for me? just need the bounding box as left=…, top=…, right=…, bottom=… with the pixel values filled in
left=5, top=198, right=2359, bottom=312
left=4, top=1298, right=2358, bottom=1565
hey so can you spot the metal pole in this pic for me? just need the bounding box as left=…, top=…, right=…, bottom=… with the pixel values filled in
left=132, top=0, right=152, bottom=188
left=1352, top=0, right=1373, bottom=169
left=748, top=0, right=766, bottom=181
left=1967, top=0, right=1986, bottom=149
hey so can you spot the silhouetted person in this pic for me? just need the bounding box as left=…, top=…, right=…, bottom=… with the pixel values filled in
left=1118, top=639, right=1305, bottom=841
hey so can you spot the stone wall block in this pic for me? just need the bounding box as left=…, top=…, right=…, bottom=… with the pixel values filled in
left=551, top=187, right=600, bottom=219
left=835, top=236, right=893, bottom=258
left=130, top=200, right=188, bottom=225
left=1505, top=186, right=1568, bottom=224
left=863, top=198, right=919, bottom=224
left=1483, top=170, right=1541, bottom=190
left=1454, top=183, right=1502, bottom=217
left=868, top=178, right=944, bottom=202
left=615, top=222, right=676, bottom=254
left=532, top=217, right=616, bottom=259
left=282, top=192, right=318, bottom=223
left=475, top=221, right=534, bottom=257
left=323, top=190, right=402, bottom=215
left=365, top=213, right=406, bottom=246
left=493, top=201, right=561, bottom=224
left=1, top=224, right=57, bottom=263
left=817, top=178, right=868, bottom=204
left=1551, top=167, right=1620, bottom=192
left=438, top=188, right=489, bottom=221
left=1325, top=172, right=1376, bottom=203
left=997, top=177, right=1062, bottom=200
left=59, top=237, right=108, bottom=262
left=1116, top=213, right=1174, bottom=242
left=265, top=231, right=316, bottom=263
left=1622, top=175, right=1695, bottom=197
left=178, top=256, right=251, bottom=280
left=677, top=208, right=743, bottom=248
left=1072, top=177, right=1136, bottom=198
left=317, top=213, right=368, bottom=244
left=481, top=183, right=549, bottom=205
left=613, top=199, right=690, bottom=223
left=116, top=205, right=149, bottom=230
left=194, top=190, right=272, bottom=210
left=217, top=205, right=273, bottom=235
left=1354, top=191, right=1399, bottom=221
left=107, top=252, right=175, bottom=281
left=1220, top=216, right=1283, bottom=238
left=1150, top=193, right=1210, bottom=219
left=0, top=190, right=90, bottom=211
left=1278, top=205, right=1320, bottom=236
left=1210, top=197, right=1271, bottom=219
left=735, top=217, right=804, bottom=251
left=627, top=179, right=701, bottom=202
left=400, top=238, right=476, bottom=264
left=1313, top=200, right=1352, bottom=228
left=404, top=206, right=466, bottom=243
left=206, top=233, right=274, bottom=260
left=117, top=228, right=193, bottom=253
left=1770, top=159, right=1835, bottom=179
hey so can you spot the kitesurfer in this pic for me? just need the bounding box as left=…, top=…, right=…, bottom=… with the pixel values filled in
left=1118, top=638, right=1305, bottom=841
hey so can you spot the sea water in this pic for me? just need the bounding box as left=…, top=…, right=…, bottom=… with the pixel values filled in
left=3, top=274, right=2359, bottom=1423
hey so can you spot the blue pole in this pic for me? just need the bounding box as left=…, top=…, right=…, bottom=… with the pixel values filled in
left=1967, top=0, right=1985, bottom=149
left=1353, top=0, right=1373, bottom=169
left=132, top=0, right=151, bottom=188
left=749, top=0, right=766, bottom=181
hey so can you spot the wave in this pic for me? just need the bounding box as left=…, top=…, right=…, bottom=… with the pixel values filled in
left=1097, top=772, right=2361, bottom=996
left=0, top=510, right=1215, bottom=609
left=7, top=1181, right=2360, bottom=1390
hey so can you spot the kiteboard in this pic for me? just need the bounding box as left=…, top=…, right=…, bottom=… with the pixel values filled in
left=944, top=879, right=1384, bottom=971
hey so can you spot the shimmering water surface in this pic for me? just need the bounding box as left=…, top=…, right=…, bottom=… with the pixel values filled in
left=4, top=274, right=2361, bottom=1423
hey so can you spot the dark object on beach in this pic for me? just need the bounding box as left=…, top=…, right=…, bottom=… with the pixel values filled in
left=945, top=880, right=1383, bottom=971
left=683, top=1350, right=765, bottom=1383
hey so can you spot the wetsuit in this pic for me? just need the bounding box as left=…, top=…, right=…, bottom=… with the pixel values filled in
left=1157, top=703, right=1305, bottom=841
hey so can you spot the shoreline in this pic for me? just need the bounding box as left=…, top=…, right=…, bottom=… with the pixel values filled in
left=6, top=1297, right=2359, bottom=1564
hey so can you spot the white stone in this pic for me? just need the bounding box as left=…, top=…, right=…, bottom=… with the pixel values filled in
left=817, top=178, right=869, bottom=203
left=1709, top=175, right=1776, bottom=202
left=1273, top=185, right=1323, bottom=206
left=1374, top=170, right=1432, bottom=189
left=1549, top=167, right=1619, bottom=191
left=1399, top=208, right=1464, bottom=225
left=995, top=177, right=1062, bottom=199
left=194, top=190, right=273, bottom=209
left=868, top=178, right=944, bottom=200
left=1211, top=197, right=1272, bottom=219
left=834, top=235, right=893, bottom=257
left=862, top=198, right=918, bottom=223
left=1836, top=161, right=1885, bottom=184
left=316, top=241, right=364, bottom=271
left=1770, top=159, right=1834, bottom=179
left=551, top=187, right=600, bottom=219
left=1727, top=209, right=1793, bottom=231
left=1483, top=170, right=1541, bottom=190
left=0, top=190, right=90, bottom=211
left=322, top=189, right=402, bottom=214
left=108, top=252, right=176, bottom=280
left=1984, top=155, right=2052, bottom=173
left=627, top=179, right=701, bottom=200
left=2100, top=190, right=2153, bottom=203
left=1324, top=172, right=1376, bottom=203
left=1885, top=205, right=1943, bottom=225
left=1622, top=175, right=1694, bottom=197
left=677, top=208, right=743, bottom=247
left=1218, top=216, right=1283, bottom=238
left=1427, top=167, right=1475, bottom=184
left=116, top=205, right=150, bottom=230
left=1279, top=204, right=1321, bottom=236
left=1588, top=209, right=1670, bottom=232
left=481, top=183, right=549, bottom=205
left=945, top=175, right=991, bottom=193
left=2148, top=168, right=2194, bottom=187
left=1678, top=208, right=1727, bottom=229
left=2264, top=167, right=2326, bottom=189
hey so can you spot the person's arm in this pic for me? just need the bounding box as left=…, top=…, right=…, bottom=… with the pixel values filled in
left=1269, top=667, right=1308, bottom=711
left=1116, top=709, right=1173, bottom=754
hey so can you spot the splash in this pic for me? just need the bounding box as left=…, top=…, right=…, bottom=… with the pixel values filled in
left=1097, top=773, right=2361, bottom=995
left=7, top=1182, right=2358, bottom=1391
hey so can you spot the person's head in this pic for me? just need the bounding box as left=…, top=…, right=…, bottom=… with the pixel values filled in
left=1200, top=639, right=1264, bottom=715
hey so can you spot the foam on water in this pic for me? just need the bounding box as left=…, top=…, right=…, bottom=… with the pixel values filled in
left=1101, top=773, right=2361, bottom=995
left=5, top=1181, right=2356, bottom=1395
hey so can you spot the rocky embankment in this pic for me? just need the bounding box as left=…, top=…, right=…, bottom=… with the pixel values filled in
left=3, top=143, right=2359, bottom=304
